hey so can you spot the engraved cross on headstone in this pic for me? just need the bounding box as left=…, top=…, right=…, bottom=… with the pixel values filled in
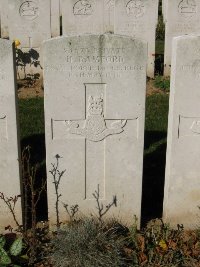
left=52, top=83, right=135, bottom=199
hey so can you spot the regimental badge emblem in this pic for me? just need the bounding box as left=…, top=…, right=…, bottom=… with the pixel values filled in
left=126, top=0, right=145, bottom=18
left=19, top=1, right=39, bottom=20
left=73, top=0, right=93, bottom=15
left=178, top=0, right=197, bottom=17
left=67, top=95, right=127, bottom=142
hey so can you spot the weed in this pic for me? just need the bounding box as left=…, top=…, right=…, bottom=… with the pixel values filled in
left=49, top=154, right=66, bottom=229
left=93, top=184, right=117, bottom=224
left=51, top=218, right=126, bottom=267
left=154, top=75, right=170, bottom=91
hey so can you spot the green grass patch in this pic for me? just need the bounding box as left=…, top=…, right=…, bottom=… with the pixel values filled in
left=18, top=97, right=45, bottom=140
left=155, top=40, right=164, bottom=55
left=154, top=75, right=170, bottom=92
left=144, top=94, right=169, bottom=155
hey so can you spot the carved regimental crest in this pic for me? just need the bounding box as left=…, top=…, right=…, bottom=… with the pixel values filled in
left=126, top=0, right=145, bottom=18
left=73, top=0, right=93, bottom=15
left=19, top=1, right=39, bottom=20
left=67, top=95, right=127, bottom=142
left=178, top=0, right=197, bottom=16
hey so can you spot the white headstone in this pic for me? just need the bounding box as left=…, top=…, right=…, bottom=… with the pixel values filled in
left=164, top=35, right=200, bottom=229
left=44, top=34, right=147, bottom=226
left=61, top=0, right=114, bottom=35
left=114, top=0, right=159, bottom=78
left=164, top=0, right=200, bottom=76
left=51, top=0, right=60, bottom=37
left=0, top=39, right=22, bottom=232
left=0, top=0, right=9, bottom=38
left=8, top=0, right=51, bottom=79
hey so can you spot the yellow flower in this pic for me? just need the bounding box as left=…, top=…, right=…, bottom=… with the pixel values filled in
left=14, top=40, right=21, bottom=48
left=159, top=239, right=168, bottom=251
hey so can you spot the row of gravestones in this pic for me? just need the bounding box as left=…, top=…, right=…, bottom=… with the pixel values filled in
left=1, top=0, right=199, bottom=78
left=0, top=0, right=158, bottom=78
left=0, top=33, right=200, bottom=232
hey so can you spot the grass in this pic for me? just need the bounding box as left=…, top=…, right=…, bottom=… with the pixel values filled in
left=145, top=94, right=169, bottom=155
left=18, top=97, right=45, bottom=140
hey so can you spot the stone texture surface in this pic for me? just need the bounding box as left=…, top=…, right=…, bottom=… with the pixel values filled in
left=44, top=34, right=147, bottom=226
left=0, top=39, right=22, bottom=232
left=115, top=0, right=158, bottom=78
left=0, top=0, right=9, bottom=38
left=51, top=0, right=60, bottom=37
left=164, top=0, right=200, bottom=76
left=8, top=0, right=51, bottom=47
left=164, top=35, right=200, bottom=229
left=61, top=0, right=114, bottom=35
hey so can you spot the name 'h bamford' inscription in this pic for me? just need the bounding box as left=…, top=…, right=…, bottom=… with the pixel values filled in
left=45, top=45, right=145, bottom=79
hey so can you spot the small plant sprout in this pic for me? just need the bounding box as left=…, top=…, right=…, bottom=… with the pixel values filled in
left=0, top=193, right=22, bottom=231
left=49, top=154, right=66, bottom=229
left=63, top=203, right=79, bottom=222
left=93, top=184, right=117, bottom=223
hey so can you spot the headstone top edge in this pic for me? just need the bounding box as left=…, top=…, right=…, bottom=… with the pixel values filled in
left=0, top=38, right=13, bottom=47
left=43, top=33, right=147, bottom=47
left=173, top=34, right=200, bottom=41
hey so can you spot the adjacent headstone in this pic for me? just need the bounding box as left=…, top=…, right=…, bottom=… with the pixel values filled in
left=114, top=0, right=159, bottom=78
left=51, top=0, right=60, bottom=37
left=0, top=39, right=22, bottom=232
left=8, top=0, right=51, bottom=79
left=61, top=0, right=114, bottom=35
left=164, top=0, right=200, bottom=76
left=44, top=34, right=147, bottom=226
left=0, top=0, right=9, bottom=38
left=164, top=35, right=200, bottom=229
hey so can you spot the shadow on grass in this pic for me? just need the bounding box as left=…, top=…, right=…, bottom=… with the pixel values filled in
left=21, top=134, right=48, bottom=225
left=141, top=130, right=167, bottom=228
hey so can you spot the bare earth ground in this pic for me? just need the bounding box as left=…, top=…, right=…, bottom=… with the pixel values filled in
left=17, top=79, right=166, bottom=99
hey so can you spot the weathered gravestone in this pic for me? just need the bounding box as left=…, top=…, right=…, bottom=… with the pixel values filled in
left=164, top=0, right=200, bottom=76
left=8, top=0, right=51, bottom=79
left=44, top=34, right=147, bottom=226
left=114, top=0, right=159, bottom=78
left=61, top=0, right=115, bottom=35
left=164, top=35, right=200, bottom=229
left=0, top=39, right=22, bottom=232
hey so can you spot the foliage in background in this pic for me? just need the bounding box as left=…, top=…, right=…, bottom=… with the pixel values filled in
left=16, top=48, right=42, bottom=87
left=0, top=234, right=23, bottom=266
